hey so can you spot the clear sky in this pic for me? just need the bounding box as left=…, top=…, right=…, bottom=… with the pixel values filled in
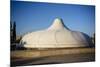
left=11, top=1, right=95, bottom=37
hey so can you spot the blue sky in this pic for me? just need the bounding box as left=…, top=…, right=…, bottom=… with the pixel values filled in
left=11, top=1, right=95, bottom=37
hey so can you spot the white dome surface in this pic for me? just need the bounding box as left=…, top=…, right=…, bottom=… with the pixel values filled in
left=20, top=18, right=93, bottom=48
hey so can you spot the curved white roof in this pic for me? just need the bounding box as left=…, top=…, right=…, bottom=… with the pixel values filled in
left=20, top=18, right=93, bottom=48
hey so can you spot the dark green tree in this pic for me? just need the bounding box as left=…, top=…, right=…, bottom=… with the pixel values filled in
left=13, top=21, right=16, bottom=43
left=10, top=21, right=13, bottom=43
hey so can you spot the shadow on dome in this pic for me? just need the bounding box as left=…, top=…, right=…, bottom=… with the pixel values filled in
left=81, top=32, right=95, bottom=48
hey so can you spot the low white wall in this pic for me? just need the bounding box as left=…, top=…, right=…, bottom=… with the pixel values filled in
left=11, top=48, right=95, bottom=58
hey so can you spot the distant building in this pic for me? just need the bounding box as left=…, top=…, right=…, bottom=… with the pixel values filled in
left=20, top=18, right=94, bottom=48
left=92, top=33, right=95, bottom=44
left=16, top=35, right=22, bottom=43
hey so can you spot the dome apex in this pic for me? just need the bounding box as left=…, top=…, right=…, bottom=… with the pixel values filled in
left=48, top=18, right=65, bottom=30
left=53, top=18, right=63, bottom=23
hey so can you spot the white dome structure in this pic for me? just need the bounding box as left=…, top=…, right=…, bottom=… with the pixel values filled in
left=20, top=18, right=93, bottom=48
